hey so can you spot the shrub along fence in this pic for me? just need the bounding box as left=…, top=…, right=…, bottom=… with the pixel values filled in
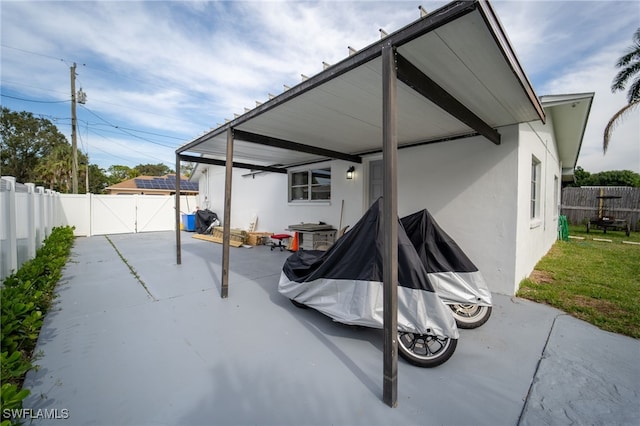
left=0, top=226, right=75, bottom=425
left=561, top=186, right=640, bottom=232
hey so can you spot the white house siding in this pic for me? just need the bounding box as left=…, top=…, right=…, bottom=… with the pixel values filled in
left=199, top=159, right=365, bottom=234
left=200, top=125, right=538, bottom=295
left=393, top=126, right=520, bottom=295
left=513, top=116, right=562, bottom=291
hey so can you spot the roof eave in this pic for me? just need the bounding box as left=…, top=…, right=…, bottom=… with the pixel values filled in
left=476, top=0, right=545, bottom=124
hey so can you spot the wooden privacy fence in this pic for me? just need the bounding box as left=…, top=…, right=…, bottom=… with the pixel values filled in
left=561, top=187, right=640, bottom=232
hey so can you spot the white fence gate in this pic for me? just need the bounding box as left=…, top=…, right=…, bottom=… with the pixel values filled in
left=1, top=175, right=198, bottom=281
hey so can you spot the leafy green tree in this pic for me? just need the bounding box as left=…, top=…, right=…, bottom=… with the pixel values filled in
left=180, top=162, right=195, bottom=178
left=572, top=166, right=591, bottom=187
left=604, top=27, right=640, bottom=153
left=571, top=167, right=640, bottom=187
left=34, top=144, right=72, bottom=192
left=134, top=163, right=173, bottom=176
left=106, top=165, right=136, bottom=184
left=585, top=170, right=640, bottom=187
left=33, top=144, right=89, bottom=193
left=82, top=164, right=110, bottom=194
left=0, top=107, right=68, bottom=182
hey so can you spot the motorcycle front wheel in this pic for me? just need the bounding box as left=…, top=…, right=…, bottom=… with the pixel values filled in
left=290, top=298, right=308, bottom=309
left=397, top=332, right=457, bottom=367
left=449, top=304, right=492, bottom=329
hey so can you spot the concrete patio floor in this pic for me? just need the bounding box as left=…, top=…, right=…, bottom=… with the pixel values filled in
left=22, top=231, right=639, bottom=425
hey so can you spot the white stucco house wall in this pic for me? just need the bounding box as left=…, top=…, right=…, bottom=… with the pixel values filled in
left=177, top=1, right=594, bottom=297
left=191, top=93, right=593, bottom=296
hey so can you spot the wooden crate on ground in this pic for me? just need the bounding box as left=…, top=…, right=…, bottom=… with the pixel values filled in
left=192, top=227, right=247, bottom=247
left=247, top=232, right=272, bottom=246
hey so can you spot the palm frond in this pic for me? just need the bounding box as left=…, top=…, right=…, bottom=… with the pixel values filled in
left=611, top=62, right=639, bottom=92
left=612, top=28, right=640, bottom=96
left=603, top=100, right=639, bottom=154
left=629, top=77, right=640, bottom=104
left=614, top=28, right=640, bottom=67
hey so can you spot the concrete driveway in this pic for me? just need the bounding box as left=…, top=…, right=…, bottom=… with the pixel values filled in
left=21, top=231, right=639, bottom=425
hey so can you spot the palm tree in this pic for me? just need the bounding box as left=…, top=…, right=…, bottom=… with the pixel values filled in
left=603, top=27, right=640, bottom=154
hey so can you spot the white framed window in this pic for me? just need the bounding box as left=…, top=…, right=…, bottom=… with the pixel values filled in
left=531, top=156, right=541, bottom=219
left=289, top=167, right=331, bottom=202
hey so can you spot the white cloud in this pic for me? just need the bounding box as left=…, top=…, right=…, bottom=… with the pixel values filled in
left=1, top=0, right=639, bottom=171
left=493, top=0, right=640, bottom=173
left=534, top=30, right=640, bottom=173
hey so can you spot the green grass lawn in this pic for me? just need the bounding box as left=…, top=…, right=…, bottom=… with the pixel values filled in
left=517, top=225, right=640, bottom=338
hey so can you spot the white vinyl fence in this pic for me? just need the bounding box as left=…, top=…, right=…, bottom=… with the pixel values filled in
left=1, top=176, right=197, bottom=282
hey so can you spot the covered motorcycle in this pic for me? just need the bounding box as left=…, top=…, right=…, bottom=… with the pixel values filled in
left=279, top=198, right=458, bottom=367
left=401, top=209, right=492, bottom=328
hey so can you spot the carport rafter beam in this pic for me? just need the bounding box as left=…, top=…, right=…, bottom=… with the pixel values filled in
left=395, top=53, right=501, bottom=145
left=233, top=129, right=363, bottom=164
left=178, top=154, right=287, bottom=174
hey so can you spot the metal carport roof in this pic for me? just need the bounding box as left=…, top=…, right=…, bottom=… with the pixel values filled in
left=174, top=0, right=545, bottom=408
left=177, top=0, right=544, bottom=169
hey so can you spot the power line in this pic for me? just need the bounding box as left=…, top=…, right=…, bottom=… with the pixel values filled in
left=1, top=79, right=69, bottom=98
left=91, top=124, right=186, bottom=141
left=1, top=44, right=67, bottom=63
left=82, top=124, right=185, bottom=143
left=3, top=101, right=189, bottom=148
left=14, top=110, right=188, bottom=147
left=1, top=93, right=69, bottom=104
left=90, top=129, right=174, bottom=163
left=2, top=44, right=217, bottom=124
left=79, top=104, right=177, bottom=148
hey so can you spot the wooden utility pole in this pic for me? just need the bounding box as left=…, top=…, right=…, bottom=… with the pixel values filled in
left=70, top=62, right=78, bottom=194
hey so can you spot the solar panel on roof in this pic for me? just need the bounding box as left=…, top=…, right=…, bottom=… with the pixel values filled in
left=185, top=182, right=199, bottom=190
left=135, top=179, right=153, bottom=189
left=133, top=176, right=197, bottom=191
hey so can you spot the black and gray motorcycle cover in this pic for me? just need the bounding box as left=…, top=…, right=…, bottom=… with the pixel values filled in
left=278, top=198, right=458, bottom=339
left=195, top=209, right=218, bottom=234
left=401, top=209, right=492, bottom=306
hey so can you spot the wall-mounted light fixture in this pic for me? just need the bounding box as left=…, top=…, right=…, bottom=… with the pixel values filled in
left=346, top=166, right=355, bottom=180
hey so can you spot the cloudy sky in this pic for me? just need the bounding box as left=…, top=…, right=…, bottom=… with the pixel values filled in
left=1, top=0, right=638, bottom=174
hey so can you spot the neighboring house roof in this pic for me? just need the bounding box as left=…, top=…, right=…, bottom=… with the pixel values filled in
left=177, top=0, right=544, bottom=170
left=540, top=93, right=595, bottom=182
left=105, top=174, right=198, bottom=195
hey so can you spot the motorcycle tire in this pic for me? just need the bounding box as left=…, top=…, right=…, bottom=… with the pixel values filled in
left=449, top=304, right=492, bottom=329
left=290, top=299, right=309, bottom=309
left=397, top=332, right=457, bottom=368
